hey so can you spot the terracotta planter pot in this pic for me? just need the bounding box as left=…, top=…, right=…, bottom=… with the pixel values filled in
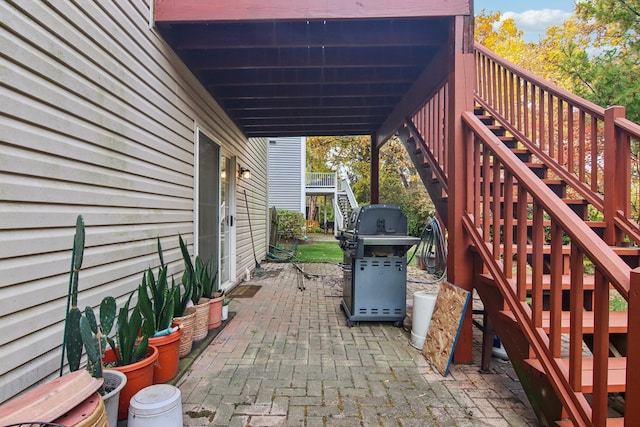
left=192, top=297, right=210, bottom=342
left=173, top=306, right=196, bottom=358
left=208, top=294, right=224, bottom=329
left=104, top=345, right=159, bottom=420
left=148, top=326, right=184, bottom=384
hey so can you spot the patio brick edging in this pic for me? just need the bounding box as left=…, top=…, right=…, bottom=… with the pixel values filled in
left=168, top=312, right=236, bottom=386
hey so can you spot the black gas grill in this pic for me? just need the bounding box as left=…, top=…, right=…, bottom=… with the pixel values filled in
left=337, top=204, right=420, bottom=327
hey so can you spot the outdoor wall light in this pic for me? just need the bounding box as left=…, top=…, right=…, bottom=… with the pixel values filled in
left=239, top=166, right=252, bottom=179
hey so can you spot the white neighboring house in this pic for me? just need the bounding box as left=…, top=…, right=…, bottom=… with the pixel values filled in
left=267, top=137, right=306, bottom=215
left=267, top=136, right=358, bottom=233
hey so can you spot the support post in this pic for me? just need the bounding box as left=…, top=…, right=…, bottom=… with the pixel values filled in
left=371, top=134, right=379, bottom=204
left=447, top=15, right=475, bottom=364
left=603, top=106, right=626, bottom=245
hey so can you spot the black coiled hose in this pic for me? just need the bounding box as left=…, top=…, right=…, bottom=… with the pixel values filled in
left=407, top=217, right=447, bottom=283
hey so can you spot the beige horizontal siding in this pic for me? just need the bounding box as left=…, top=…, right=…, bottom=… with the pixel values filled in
left=0, top=0, right=268, bottom=402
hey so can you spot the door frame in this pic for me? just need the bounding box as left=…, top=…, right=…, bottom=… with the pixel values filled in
left=194, top=126, right=237, bottom=290
left=219, top=152, right=237, bottom=290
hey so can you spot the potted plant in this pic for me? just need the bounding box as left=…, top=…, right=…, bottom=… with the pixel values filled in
left=60, top=215, right=128, bottom=427
left=137, top=238, right=184, bottom=383
left=196, top=255, right=223, bottom=329
left=179, top=235, right=209, bottom=342
left=222, top=297, right=232, bottom=321
left=101, top=291, right=159, bottom=420
left=172, top=274, right=196, bottom=358
left=79, top=300, right=127, bottom=427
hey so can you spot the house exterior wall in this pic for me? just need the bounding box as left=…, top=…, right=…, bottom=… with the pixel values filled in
left=0, top=0, right=267, bottom=402
left=267, top=137, right=306, bottom=214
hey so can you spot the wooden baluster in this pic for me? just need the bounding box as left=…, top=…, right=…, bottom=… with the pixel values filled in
left=626, top=268, right=640, bottom=427
left=532, top=200, right=544, bottom=328
left=592, top=269, right=609, bottom=426
left=549, top=220, right=563, bottom=358
left=569, top=244, right=584, bottom=391
left=503, top=172, right=514, bottom=279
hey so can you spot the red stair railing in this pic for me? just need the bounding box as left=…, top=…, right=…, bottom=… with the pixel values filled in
left=474, top=42, right=640, bottom=247
left=462, top=111, right=635, bottom=426
left=402, top=43, right=640, bottom=425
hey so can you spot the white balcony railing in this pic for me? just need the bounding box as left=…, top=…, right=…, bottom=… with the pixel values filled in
left=306, top=172, right=336, bottom=188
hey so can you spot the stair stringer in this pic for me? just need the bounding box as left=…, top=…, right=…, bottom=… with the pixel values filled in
left=397, top=125, right=449, bottom=228
left=474, top=265, right=563, bottom=426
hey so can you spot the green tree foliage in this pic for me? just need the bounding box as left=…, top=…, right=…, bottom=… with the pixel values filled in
left=476, top=4, right=640, bottom=123
left=474, top=10, right=533, bottom=69
left=306, top=136, right=435, bottom=236
left=566, top=0, right=640, bottom=121
left=276, top=209, right=305, bottom=240
left=379, top=139, right=435, bottom=236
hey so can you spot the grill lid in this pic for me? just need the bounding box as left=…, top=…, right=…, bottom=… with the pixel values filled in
left=346, top=204, right=408, bottom=236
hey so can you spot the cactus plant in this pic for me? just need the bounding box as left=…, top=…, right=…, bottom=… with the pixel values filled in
left=79, top=297, right=116, bottom=378
left=60, top=215, right=86, bottom=376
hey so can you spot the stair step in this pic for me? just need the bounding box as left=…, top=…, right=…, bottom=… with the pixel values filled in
left=475, top=243, right=640, bottom=258
left=511, top=148, right=532, bottom=162
left=556, top=417, right=623, bottom=426
left=495, top=218, right=605, bottom=229
left=526, top=162, right=548, bottom=178
left=525, top=357, right=626, bottom=393
left=499, top=136, right=519, bottom=148
left=479, top=177, right=566, bottom=197
left=477, top=114, right=495, bottom=125
left=500, top=309, right=628, bottom=334
left=486, top=124, right=506, bottom=136
left=478, top=272, right=595, bottom=291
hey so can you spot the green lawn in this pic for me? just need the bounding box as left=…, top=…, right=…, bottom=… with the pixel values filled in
left=295, top=240, right=343, bottom=263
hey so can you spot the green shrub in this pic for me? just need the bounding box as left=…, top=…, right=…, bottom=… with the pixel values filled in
left=277, top=209, right=305, bottom=239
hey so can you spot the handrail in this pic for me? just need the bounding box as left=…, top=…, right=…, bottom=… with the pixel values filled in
left=463, top=111, right=630, bottom=295
left=333, top=198, right=344, bottom=232
left=475, top=42, right=640, bottom=247
left=463, top=111, right=632, bottom=425
left=475, top=42, right=606, bottom=194
left=409, top=81, right=449, bottom=185
left=340, top=178, right=358, bottom=210
left=474, top=43, right=604, bottom=117
left=474, top=95, right=605, bottom=213
left=612, top=116, right=640, bottom=238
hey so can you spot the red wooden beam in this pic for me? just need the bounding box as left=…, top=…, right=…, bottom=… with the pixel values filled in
left=155, top=0, right=472, bottom=22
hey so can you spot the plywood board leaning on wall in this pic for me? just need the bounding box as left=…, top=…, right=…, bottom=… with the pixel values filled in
left=422, top=281, right=471, bottom=376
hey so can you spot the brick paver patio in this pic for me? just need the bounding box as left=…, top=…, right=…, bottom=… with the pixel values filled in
left=177, top=262, right=538, bottom=426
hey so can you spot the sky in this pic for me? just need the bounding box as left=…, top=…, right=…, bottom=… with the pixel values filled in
left=474, top=0, right=577, bottom=42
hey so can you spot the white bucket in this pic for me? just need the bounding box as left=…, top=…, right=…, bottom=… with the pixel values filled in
left=410, top=291, right=438, bottom=349
left=128, top=384, right=183, bottom=427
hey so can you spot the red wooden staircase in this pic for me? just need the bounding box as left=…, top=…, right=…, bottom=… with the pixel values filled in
left=398, top=42, right=640, bottom=426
